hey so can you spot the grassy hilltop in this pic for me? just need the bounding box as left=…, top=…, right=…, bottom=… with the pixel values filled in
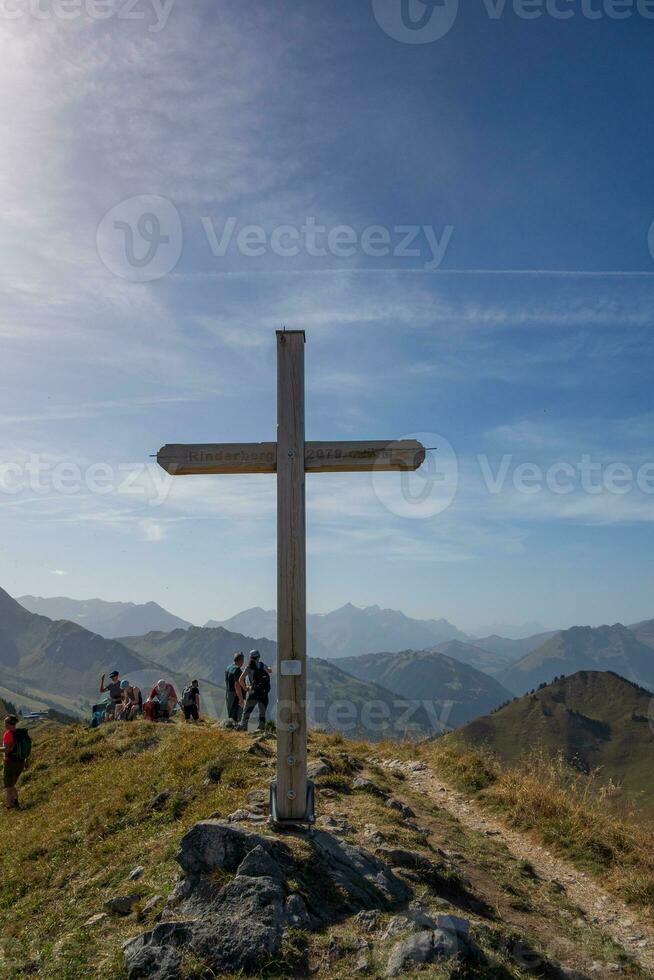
left=454, top=671, right=654, bottom=812
left=1, top=713, right=654, bottom=979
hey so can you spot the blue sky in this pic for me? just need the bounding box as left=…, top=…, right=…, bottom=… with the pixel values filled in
left=1, top=0, right=653, bottom=632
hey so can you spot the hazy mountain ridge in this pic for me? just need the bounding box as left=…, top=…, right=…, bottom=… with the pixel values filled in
left=500, top=623, right=654, bottom=695
left=431, top=639, right=511, bottom=675
left=337, top=648, right=512, bottom=728
left=120, top=626, right=432, bottom=738
left=208, top=602, right=467, bottom=659
left=0, top=589, right=221, bottom=716
left=119, top=626, right=278, bottom=686
left=456, top=670, right=654, bottom=811
left=17, top=595, right=192, bottom=638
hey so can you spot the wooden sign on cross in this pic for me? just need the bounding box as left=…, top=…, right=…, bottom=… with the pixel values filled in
left=158, top=331, right=425, bottom=823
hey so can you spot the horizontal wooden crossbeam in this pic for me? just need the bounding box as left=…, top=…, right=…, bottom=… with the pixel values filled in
left=157, top=440, right=425, bottom=476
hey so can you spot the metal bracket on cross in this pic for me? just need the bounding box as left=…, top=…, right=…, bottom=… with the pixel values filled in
left=157, top=330, right=425, bottom=824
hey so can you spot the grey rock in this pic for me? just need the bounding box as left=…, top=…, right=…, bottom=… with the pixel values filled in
left=317, top=814, right=349, bottom=835
left=177, top=820, right=275, bottom=877
left=127, top=819, right=414, bottom=977
left=319, top=787, right=337, bottom=799
left=354, top=909, right=382, bottom=933
left=385, top=798, right=415, bottom=818
left=228, top=809, right=266, bottom=823
left=392, top=868, right=423, bottom=884
left=247, top=789, right=268, bottom=807
left=386, top=925, right=470, bottom=977
left=354, top=952, right=370, bottom=973
left=285, top=893, right=311, bottom=928
left=128, top=866, right=145, bottom=881
left=380, top=847, right=445, bottom=885
left=386, top=931, right=435, bottom=976
left=382, top=908, right=438, bottom=939
left=327, top=936, right=345, bottom=961
left=137, top=896, right=164, bottom=922
left=192, top=874, right=287, bottom=974
left=352, top=777, right=388, bottom=799
left=124, top=922, right=192, bottom=979
left=310, top=830, right=410, bottom=909
left=307, top=758, right=333, bottom=778
left=236, top=845, right=285, bottom=881
left=436, top=915, right=470, bottom=939
left=105, top=894, right=141, bottom=916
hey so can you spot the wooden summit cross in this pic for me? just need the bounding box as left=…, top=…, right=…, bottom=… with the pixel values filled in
left=158, top=331, right=425, bottom=823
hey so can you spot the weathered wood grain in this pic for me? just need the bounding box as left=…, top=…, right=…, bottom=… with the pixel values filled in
left=157, top=439, right=425, bottom=475
left=275, top=330, right=307, bottom=821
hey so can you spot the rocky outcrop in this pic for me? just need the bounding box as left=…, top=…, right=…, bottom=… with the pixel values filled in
left=124, top=820, right=410, bottom=978
left=385, top=916, right=477, bottom=977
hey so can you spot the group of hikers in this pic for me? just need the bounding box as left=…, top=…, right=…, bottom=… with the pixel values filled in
left=2, top=650, right=273, bottom=811
left=97, top=673, right=194, bottom=724
left=96, top=649, right=272, bottom=732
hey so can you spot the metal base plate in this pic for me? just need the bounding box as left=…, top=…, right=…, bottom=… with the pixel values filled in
left=269, top=779, right=316, bottom=826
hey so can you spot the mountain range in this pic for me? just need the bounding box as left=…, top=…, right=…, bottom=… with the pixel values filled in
left=0, top=589, right=221, bottom=717
left=207, top=603, right=468, bottom=659
left=337, top=648, right=512, bottom=728
left=17, top=595, right=191, bottom=638
left=456, top=670, right=654, bottom=811
left=119, top=628, right=454, bottom=737
left=499, top=624, right=654, bottom=695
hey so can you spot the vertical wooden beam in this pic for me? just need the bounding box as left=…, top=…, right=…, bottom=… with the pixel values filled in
left=276, top=330, right=307, bottom=820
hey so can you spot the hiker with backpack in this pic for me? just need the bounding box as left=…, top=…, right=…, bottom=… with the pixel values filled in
left=238, top=650, right=272, bottom=732
left=3, top=715, right=31, bottom=810
left=225, top=652, right=245, bottom=723
left=181, top=680, right=200, bottom=722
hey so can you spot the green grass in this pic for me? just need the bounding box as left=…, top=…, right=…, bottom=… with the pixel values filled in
left=0, top=719, right=273, bottom=978
left=1, top=720, right=651, bottom=979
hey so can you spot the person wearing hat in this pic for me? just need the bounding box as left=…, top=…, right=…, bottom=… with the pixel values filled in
left=116, top=679, right=142, bottom=721
left=100, top=669, right=123, bottom=721
left=238, top=650, right=272, bottom=732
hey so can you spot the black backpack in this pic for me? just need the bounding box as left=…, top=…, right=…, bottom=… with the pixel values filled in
left=11, top=729, right=32, bottom=762
left=182, top=685, right=197, bottom=707
left=250, top=663, right=271, bottom=699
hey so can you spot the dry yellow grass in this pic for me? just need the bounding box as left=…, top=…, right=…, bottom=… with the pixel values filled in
left=423, top=739, right=654, bottom=915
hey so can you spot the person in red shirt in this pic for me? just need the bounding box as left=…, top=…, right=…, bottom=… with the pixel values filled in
left=144, top=679, right=178, bottom=722
left=3, top=715, right=29, bottom=810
